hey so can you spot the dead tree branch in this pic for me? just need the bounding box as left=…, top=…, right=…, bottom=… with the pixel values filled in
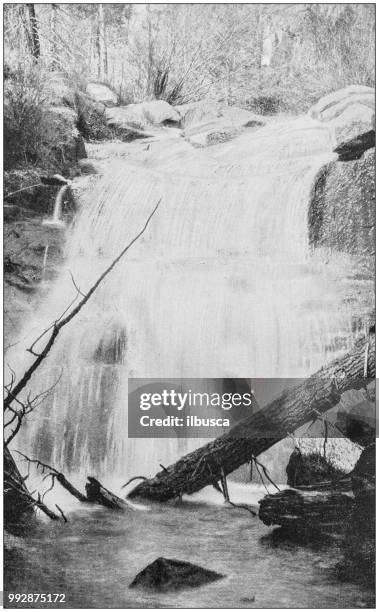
left=128, top=333, right=375, bottom=502
left=4, top=199, right=161, bottom=413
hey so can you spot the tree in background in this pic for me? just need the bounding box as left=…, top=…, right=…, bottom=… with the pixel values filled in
left=4, top=3, right=375, bottom=111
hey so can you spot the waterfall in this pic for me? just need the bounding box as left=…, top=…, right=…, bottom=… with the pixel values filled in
left=10, top=117, right=368, bottom=485
left=42, top=184, right=69, bottom=228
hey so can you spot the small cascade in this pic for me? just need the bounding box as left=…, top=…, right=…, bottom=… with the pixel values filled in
left=41, top=245, right=49, bottom=281
left=42, top=184, right=69, bottom=228
left=10, top=116, right=373, bottom=485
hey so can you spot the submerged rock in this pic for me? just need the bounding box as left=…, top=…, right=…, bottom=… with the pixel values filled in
left=129, top=557, right=224, bottom=591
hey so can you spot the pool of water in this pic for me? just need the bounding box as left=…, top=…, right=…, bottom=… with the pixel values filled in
left=4, top=484, right=374, bottom=609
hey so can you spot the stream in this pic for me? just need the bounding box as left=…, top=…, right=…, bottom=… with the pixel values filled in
left=4, top=484, right=375, bottom=608
left=5, top=115, right=375, bottom=608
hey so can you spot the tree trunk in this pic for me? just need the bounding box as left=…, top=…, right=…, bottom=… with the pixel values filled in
left=85, top=477, right=128, bottom=509
left=49, top=4, right=59, bottom=70
left=258, top=488, right=354, bottom=534
left=26, top=4, right=40, bottom=59
left=128, top=333, right=375, bottom=502
left=97, top=4, right=107, bottom=81
left=4, top=447, right=36, bottom=533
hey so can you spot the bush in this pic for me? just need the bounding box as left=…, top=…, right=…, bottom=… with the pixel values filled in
left=4, top=62, right=84, bottom=172
left=4, top=62, right=47, bottom=169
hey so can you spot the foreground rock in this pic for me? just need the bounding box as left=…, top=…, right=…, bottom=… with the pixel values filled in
left=130, top=557, right=224, bottom=591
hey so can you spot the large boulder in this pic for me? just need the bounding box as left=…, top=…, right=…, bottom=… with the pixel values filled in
left=175, top=100, right=222, bottom=128
left=309, top=85, right=374, bottom=120
left=130, top=557, right=224, bottom=591
left=181, top=105, right=265, bottom=147
left=334, top=130, right=375, bottom=162
left=106, top=100, right=180, bottom=132
left=309, top=148, right=375, bottom=258
left=86, top=82, right=118, bottom=107
left=330, top=103, right=374, bottom=145
left=142, top=100, right=180, bottom=124
left=308, top=85, right=375, bottom=147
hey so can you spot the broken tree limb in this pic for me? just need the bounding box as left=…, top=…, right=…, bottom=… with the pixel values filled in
left=128, top=333, right=375, bottom=502
left=85, top=477, right=129, bottom=510
left=258, top=488, right=354, bottom=534
left=14, top=450, right=87, bottom=502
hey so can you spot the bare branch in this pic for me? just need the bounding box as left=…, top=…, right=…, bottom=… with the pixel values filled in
left=4, top=198, right=161, bottom=413
left=121, top=476, right=147, bottom=489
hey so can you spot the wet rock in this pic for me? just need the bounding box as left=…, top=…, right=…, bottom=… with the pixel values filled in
left=183, top=105, right=265, bottom=147
left=330, top=103, right=374, bottom=145
left=106, top=100, right=180, bottom=132
left=334, top=129, right=375, bottom=162
left=309, top=149, right=375, bottom=258
left=142, top=100, right=180, bottom=125
left=129, top=557, right=224, bottom=591
left=309, top=85, right=374, bottom=121
left=86, top=82, right=118, bottom=107
left=309, top=86, right=374, bottom=146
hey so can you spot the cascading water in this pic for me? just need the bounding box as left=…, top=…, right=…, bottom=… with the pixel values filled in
left=10, top=116, right=370, bottom=484
left=42, top=183, right=69, bottom=228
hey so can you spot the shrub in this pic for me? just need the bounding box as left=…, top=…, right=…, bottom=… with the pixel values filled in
left=4, top=62, right=83, bottom=172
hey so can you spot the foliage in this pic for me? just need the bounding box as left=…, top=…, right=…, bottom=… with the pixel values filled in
left=4, top=4, right=375, bottom=114
left=4, top=60, right=82, bottom=172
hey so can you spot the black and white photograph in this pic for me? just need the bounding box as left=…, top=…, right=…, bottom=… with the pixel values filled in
left=3, top=2, right=376, bottom=609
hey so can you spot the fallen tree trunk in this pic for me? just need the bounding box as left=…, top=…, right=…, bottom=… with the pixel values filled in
left=258, top=488, right=354, bottom=533
left=128, top=333, right=375, bottom=502
left=85, top=477, right=129, bottom=509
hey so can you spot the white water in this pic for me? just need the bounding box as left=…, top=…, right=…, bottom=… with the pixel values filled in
left=42, top=184, right=68, bottom=228
left=10, top=117, right=369, bottom=483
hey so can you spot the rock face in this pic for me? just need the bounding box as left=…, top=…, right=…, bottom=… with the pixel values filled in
left=309, top=149, right=375, bottom=257
left=308, top=85, right=375, bottom=146
left=129, top=557, right=224, bottom=591
left=86, top=82, right=118, bottom=107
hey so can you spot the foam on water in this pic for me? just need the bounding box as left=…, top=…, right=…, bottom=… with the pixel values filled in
left=9, top=116, right=369, bottom=482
